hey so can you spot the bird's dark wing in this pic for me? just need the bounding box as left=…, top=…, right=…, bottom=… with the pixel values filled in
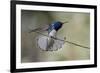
left=29, top=24, right=49, bottom=33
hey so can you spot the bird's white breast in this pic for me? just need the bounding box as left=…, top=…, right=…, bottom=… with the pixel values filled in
left=49, top=29, right=57, bottom=37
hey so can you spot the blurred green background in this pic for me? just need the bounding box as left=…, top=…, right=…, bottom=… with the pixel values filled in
left=21, top=10, right=90, bottom=63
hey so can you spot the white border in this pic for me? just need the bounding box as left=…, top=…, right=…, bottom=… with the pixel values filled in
left=16, top=4, right=94, bottom=69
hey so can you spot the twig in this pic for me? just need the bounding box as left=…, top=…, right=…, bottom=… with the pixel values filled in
left=30, top=31, right=90, bottom=49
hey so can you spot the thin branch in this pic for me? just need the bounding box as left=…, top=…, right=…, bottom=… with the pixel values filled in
left=30, top=31, right=90, bottom=49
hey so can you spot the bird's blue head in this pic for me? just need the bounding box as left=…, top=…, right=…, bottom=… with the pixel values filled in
left=51, top=21, right=63, bottom=31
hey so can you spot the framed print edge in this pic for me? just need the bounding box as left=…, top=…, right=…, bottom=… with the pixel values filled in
left=10, top=0, right=97, bottom=73
left=10, top=1, right=16, bottom=72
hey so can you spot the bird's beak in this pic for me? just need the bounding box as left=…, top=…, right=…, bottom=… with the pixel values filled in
left=62, top=21, right=68, bottom=24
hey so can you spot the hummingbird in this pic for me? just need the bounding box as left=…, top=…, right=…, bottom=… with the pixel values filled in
left=29, top=21, right=68, bottom=51
left=29, top=21, right=89, bottom=51
left=46, top=21, right=67, bottom=50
